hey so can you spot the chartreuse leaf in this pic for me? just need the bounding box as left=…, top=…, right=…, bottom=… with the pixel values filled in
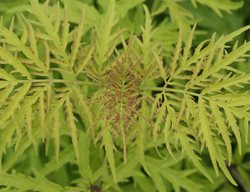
left=65, top=98, right=80, bottom=163
left=0, top=172, right=63, bottom=192
left=0, top=81, right=9, bottom=89
left=0, top=83, right=31, bottom=125
left=177, top=130, right=213, bottom=182
left=2, top=88, right=47, bottom=171
left=136, top=100, right=150, bottom=175
left=198, top=97, right=219, bottom=174
left=61, top=0, right=100, bottom=25
left=76, top=46, right=94, bottom=75
left=224, top=109, right=242, bottom=155
left=73, top=88, right=93, bottom=131
left=0, top=0, right=250, bottom=191
left=141, top=5, right=152, bottom=69
left=163, top=0, right=194, bottom=34
left=53, top=111, right=60, bottom=161
left=94, top=0, right=116, bottom=69
left=215, top=146, right=237, bottom=186
left=210, top=101, right=232, bottom=164
left=203, top=74, right=250, bottom=94
left=149, top=167, right=166, bottom=192
left=0, top=125, right=15, bottom=172
left=2, top=112, right=39, bottom=172
left=0, top=68, right=16, bottom=82
left=0, top=24, right=46, bottom=72
left=152, top=99, right=166, bottom=144
left=190, top=0, right=243, bottom=17
left=25, top=102, right=37, bottom=151
left=147, top=157, right=203, bottom=192
left=116, top=0, right=144, bottom=17
left=163, top=104, right=175, bottom=159
left=199, top=98, right=237, bottom=185
left=25, top=19, right=38, bottom=57
left=0, top=48, right=30, bottom=78
left=70, top=11, right=85, bottom=67
left=78, top=131, right=93, bottom=181
left=29, top=0, right=61, bottom=50
left=103, top=126, right=117, bottom=182
left=134, top=176, right=155, bottom=192
left=208, top=41, right=250, bottom=75
left=40, top=146, right=74, bottom=176
left=61, top=4, right=69, bottom=50
left=39, top=92, right=46, bottom=141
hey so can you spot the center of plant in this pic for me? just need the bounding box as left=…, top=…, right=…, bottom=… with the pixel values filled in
left=102, top=55, right=142, bottom=135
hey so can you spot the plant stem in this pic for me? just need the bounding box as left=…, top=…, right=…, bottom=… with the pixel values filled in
left=16, top=79, right=98, bottom=86
left=142, top=86, right=202, bottom=98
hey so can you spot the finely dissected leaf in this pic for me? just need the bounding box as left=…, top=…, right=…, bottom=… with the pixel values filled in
left=25, top=103, right=37, bottom=150
left=94, top=0, right=116, bottom=68
left=216, top=147, right=237, bottom=186
left=163, top=108, right=175, bottom=159
left=160, top=168, right=203, bottom=192
left=210, top=101, right=232, bottom=164
left=65, top=98, right=80, bottom=163
left=53, top=111, right=60, bottom=161
left=70, top=11, right=85, bottom=67
left=141, top=5, right=152, bottom=68
left=0, top=172, right=63, bottom=192
left=117, top=155, right=142, bottom=180
left=163, top=0, right=194, bottom=34
left=73, top=88, right=93, bottom=129
left=177, top=130, right=212, bottom=182
left=103, top=127, right=117, bottom=182
left=29, top=0, right=62, bottom=51
left=170, top=26, right=182, bottom=76
left=153, top=51, right=167, bottom=81
left=12, top=114, right=22, bottom=150
left=1, top=88, right=47, bottom=171
left=0, top=24, right=46, bottom=72
left=198, top=99, right=237, bottom=185
left=218, top=25, right=250, bottom=44
left=39, top=92, right=46, bottom=141
left=76, top=46, right=94, bottom=75
left=191, top=0, right=243, bottom=17
left=136, top=100, right=150, bottom=175
left=78, top=132, right=92, bottom=181
left=24, top=88, right=47, bottom=151
left=0, top=0, right=249, bottom=190
left=0, top=81, right=9, bottom=88
left=0, top=68, right=16, bottom=82
left=0, top=24, right=22, bottom=46
left=40, top=146, right=74, bottom=176
left=243, top=118, right=249, bottom=144
left=62, top=4, right=69, bottom=50
left=149, top=167, right=166, bottom=192
left=198, top=97, right=219, bottom=174
left=179, top=24, right=196, bottom=72
left=146, top=23, right=250, bottom=187
left=152, top=100, right=166, bottom=143
left=17, top=13, right=28, bottom=44
left=26, top=21, right=38, bottom=57
left=115, top=0, right=144, bottom=17
left=134, top=176, right=155, bottom=192
left=203, top=74, right=250, bottom=94
left=225, top=108, right=242, bottom=155
left=0, top=125, right=15, bottom=167
left=147, top=157, right=203, bottom=192
left=0, top=83, right=31, bottom=125
left=209, top=41, right=250, bottom=75
left=0, top=48, right=30, bottom=78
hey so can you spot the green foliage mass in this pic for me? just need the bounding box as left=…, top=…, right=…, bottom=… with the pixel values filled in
left=0, top=0, right=250, bottom=191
